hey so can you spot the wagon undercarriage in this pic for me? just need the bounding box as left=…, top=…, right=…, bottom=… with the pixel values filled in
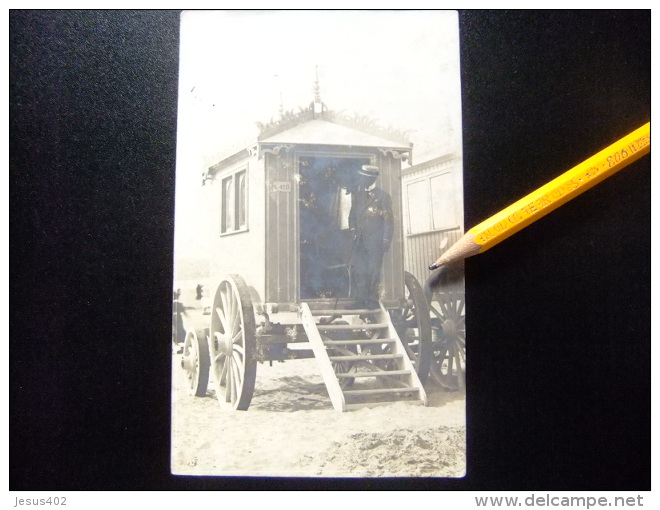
left=178, top=267, right=465, bottom=412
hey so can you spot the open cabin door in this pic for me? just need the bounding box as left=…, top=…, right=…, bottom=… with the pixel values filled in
left=298, top=155, right=371, bottom=301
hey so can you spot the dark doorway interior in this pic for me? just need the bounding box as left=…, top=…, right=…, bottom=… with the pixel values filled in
left=299, top=155, right=370, bottom=300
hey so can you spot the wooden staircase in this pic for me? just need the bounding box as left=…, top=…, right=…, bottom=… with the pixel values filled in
left=300, top=302, right=428, bottom=412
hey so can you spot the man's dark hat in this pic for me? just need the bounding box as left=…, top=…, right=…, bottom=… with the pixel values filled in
left=358, top=165, right=379, bottom=177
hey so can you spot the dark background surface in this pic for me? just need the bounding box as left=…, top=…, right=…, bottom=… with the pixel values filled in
left=10, top=10, right=650, bottom=490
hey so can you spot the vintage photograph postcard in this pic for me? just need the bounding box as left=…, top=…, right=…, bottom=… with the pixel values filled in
left=171, top=10, right=466, bottom=477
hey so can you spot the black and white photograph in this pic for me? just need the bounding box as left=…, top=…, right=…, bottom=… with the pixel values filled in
left=171, top=10, right=466, bottom=477
left=11, top=9, right=650, bottom=492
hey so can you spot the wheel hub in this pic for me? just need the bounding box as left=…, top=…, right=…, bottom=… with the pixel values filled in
left=442, top=318, right=458, bottom=339
left=215, top=332, right=233, bottom=356
left=181, top=354, right=194, bottom=371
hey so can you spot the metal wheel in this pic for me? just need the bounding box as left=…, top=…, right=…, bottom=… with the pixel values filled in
left=424, top=266, right=466, bottom=389
left=209, top=275, right=257, bottom=410
left=387, top=271, right=432, bottom=384
left=180, top=329, right=210, bottom=397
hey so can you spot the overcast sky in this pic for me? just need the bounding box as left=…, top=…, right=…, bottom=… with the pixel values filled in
left=174, top=10, right=462, bottom=257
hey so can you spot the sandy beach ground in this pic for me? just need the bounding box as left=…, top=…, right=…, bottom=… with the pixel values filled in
left=170, top=283, right=466, bottom=478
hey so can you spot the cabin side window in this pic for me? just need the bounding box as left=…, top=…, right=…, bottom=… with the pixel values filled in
left=405, top=170, right=458, bottom=234
left=220, top=168, right=248, bottom=235
left=429, top=172, right=457, bottom=230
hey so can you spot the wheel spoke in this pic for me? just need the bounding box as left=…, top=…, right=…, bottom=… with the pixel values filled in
left=219, top=356, right=229, bottom=381
left=449, top=290, right=460, bottom=317
left=229, top=296, right=240, bottom=334
left=444, top=290, right=455, bottom=315
left=402, top=342, right=416, bottom=363
left=454, top=346, right=464, bottom=375
left=232, top=350, right=245, bottom=381
left=456, top=298, right=465, bottom=317
left=224, top=357, right=233, bottom=402
left=447, top=344, right=455, bottom=375
left=233, top=343, right=245, bottom=358
left=232, top=347, right=244, bottom=371
left=457, top=346, right=466, bottom=365
left=438, top=296, right=451, bottom=317
left=229, top=360, right=240, bottom=402
left=215, top=306, right=228, bottom=334
left=430, top=304, right=443, bottom=320
left=220, top=287, right=231, bottom=328
left=226, top=286, right=235, bottom=324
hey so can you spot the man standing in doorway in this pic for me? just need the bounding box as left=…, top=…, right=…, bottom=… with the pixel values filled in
left=347, top=165, right=393, bottom=310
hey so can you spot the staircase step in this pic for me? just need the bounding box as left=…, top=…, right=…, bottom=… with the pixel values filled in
left=311, top=308, right=380, bottom=316
left=322, top=338, right=395, bottom=346
left=343, top=387, right=420, bottom=396
left=345, top=400, right=425, bottom=411
left=317, top=323, right=388, bottom=331
left=336, top=370, right=411, bottom=378
left=300, top=302, right=427, bottom=412
left=328, top=353, right=403, bottom=362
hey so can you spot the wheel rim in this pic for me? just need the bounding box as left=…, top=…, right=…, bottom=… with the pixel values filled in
left=181, top=329, right=209, bottom=397
left=182, top=331, right=200, bottom=393
left=388, top=272, right=432, bottom=383
left=425, top=268, right=466, bottom=389
left=209, top=275, right=256, bottom=410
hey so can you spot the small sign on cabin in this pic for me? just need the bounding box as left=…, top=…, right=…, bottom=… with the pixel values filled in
left=270, top=181, right=292, bottom=193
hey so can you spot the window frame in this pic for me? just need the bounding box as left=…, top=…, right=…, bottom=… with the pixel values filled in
left=220, top=167, right=249, bottom=236
left=404, top=169, right=458, bottom=235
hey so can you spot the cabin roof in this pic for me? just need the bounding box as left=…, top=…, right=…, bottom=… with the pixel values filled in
left=259, top=117, right=411, bottom=150
left=257, top=104, right=412, bottom=149
left=207, top=103, right=413, bottom=178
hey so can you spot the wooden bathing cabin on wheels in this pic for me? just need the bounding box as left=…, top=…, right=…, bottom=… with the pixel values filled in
left=179, top=88, right=444, bottom=412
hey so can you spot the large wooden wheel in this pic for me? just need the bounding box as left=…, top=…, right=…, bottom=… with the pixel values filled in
left=180, top=329, right=210, bottom=397
left=424, top=266, right=466, bottom=390
left=387, top=271, right=432, bottom=384
left=209, top=275, right=257, bottom=410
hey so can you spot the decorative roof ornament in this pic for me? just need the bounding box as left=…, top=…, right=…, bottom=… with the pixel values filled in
left=255, top=69, right=411, bottom=147
left=313, top=65, right=321, bottom=104
left=313, top=65, right=324, bottom=119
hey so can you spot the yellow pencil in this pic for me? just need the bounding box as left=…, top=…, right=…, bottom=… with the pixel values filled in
left=429, top=122, right=651, bottom=270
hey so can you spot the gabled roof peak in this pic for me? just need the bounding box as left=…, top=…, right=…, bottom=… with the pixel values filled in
left=256, top=105, right=412, bottom=147
left=257, top=70, right=411, bottom=146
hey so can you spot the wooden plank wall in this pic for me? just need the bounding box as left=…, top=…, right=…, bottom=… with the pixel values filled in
left=264, top=151, right=298, bottom=304
left=404, top=228, right=462, bottom=289
left=378, top=153, right=405, bottom=301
